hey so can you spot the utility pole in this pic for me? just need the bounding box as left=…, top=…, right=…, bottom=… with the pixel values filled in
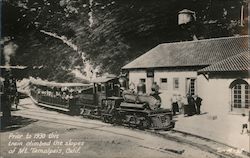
left=240, top=5, right=244, bottom=27
left=1, top=71, right=12, bottom=128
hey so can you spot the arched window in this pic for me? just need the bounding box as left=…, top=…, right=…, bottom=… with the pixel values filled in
left=230, top=79, right=250, bottom=109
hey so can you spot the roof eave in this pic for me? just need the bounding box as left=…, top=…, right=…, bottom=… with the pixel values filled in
left=198, top=70, right=249, bottom=74
left=122, top=65, right=210, bottom=71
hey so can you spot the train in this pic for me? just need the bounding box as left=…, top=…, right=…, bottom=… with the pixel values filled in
left=29, top=77, right=175, bottom=130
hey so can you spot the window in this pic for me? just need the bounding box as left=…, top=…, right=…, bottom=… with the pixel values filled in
left=245, top=84, right=250, bottom=108
left=190, top=79, right=196, bottom=95
left=161, top=78, right=167, bottom=83
left=101, top=84, right=105, bottom=92
left=230, top=79, right=250, bottom=109
left=186, top=78, right=196, bottom=95
left=108, top=82, right=113, bottom=90
left=173, top=78, right=179, bottom=89
left=97, top=84, right=101, bottom=92
left=138, top=79, right=146, bottom=93
left=233, top=84, right=242, bottom=108
left=140, top=78, right=146, bottom=83
left=160, top=78, right=168, bottom=90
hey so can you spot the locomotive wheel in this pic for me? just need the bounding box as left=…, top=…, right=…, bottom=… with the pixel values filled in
left=101, top=115, right=108, bottom=123
left=108, top=114, right=118, bottom=124
left=69, top=107, right=80, bottom=116
left=114, top=117, right=122, bottom=125
left=140, top=119, right=151, bottom=129
left=111, top=117, right=116, bottom=124
left=74, top=107, right=81, bottom=115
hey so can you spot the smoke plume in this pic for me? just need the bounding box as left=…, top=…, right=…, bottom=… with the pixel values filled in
left=3, top=41, right=18, bottom=68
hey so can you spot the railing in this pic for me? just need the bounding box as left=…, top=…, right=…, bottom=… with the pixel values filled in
left=39, top=95, right=69, bottom=108
left=30, top=90, right=70, bottom=108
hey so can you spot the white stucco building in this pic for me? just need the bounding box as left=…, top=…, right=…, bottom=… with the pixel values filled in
left=122, top=35, right=249, bottom=115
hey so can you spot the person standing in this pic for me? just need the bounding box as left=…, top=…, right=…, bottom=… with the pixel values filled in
left=182, top=95, right=189, bottom=116
left=194, top=95, right=202, bottom=114
left=187, top=94, right=196, bottom=116
left=177, top=94, right=183, bottom=114
left=171, top=94, right=179, bottom=116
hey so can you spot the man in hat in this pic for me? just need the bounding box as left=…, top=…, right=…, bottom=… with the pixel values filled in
left=194, top=95, right=202, bottom=115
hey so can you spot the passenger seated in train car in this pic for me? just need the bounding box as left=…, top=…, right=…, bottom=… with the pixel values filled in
left=64, top=93, right=70, bottom=100
left=68, top=89, right=74, bottom=99
left=72, top=90, right=78, bottom=96
left=55, top=91, right=61, bottom=97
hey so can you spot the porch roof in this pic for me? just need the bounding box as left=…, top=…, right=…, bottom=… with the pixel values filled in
left=198, top=51, right=250, bottom=73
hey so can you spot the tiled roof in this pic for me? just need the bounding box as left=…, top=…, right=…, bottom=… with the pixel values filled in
left=198, top=51, right=250, bottom=73
left=122, top=36, right=249, bottom=69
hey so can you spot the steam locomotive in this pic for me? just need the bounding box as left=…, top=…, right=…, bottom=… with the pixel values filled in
left=29, top=77, right=175, bottom=130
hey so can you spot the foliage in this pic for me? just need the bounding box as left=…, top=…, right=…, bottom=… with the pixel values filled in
left=2, top=0, right=248, bottom=81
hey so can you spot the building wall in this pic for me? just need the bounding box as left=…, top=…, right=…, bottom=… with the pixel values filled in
left=128, top=69, right=197, bottom=109
left=128, top=70, right=147, bottom=90
left=197, top=75, right=250, bottom=115
left=128, top=69, right=250, bottom=114
left=154, top=70, right=197, bottom=108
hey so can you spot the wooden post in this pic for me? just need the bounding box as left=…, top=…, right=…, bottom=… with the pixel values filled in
left=240, top=5, right=244, bottom=27
left=248, top=110, right=250, bottom=122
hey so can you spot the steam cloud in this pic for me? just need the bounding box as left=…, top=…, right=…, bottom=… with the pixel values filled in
left=3, top=41, right=18, bottom=68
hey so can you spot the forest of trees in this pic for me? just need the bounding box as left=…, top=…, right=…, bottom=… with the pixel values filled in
left=1, top=0, right=248, bottom=81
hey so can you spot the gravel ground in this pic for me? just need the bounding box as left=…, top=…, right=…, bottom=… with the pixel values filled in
left=0, top=98, right=244, bottom=158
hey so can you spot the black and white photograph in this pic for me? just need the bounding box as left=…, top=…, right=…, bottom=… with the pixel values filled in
left=0, top=0, right=249, bottom=157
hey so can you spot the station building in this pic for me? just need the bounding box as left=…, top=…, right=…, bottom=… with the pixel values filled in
left=122, top=35, right=249, bottom=115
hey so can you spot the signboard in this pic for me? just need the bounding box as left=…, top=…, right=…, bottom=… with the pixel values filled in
left=146, top=69, right=154, bottom=78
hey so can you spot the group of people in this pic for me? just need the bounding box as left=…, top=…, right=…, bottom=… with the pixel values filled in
left=32, top=86, right=81, bottom=102
left=171, top=94, right=202, bottom=116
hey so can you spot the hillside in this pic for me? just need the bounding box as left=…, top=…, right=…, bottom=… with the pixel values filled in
left=2, top=0, right=248, bottom=81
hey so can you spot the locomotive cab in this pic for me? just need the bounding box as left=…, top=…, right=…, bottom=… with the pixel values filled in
left=92, top=77, right=121, bottom=106
left=79, top=77, right=120, bottom=118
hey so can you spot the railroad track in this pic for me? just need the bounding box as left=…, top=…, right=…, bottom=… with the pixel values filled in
left=12, top=110, right=145, bottom=141
left=149, top=131, right=245, bottom=158
left=12, top=109, right=182, bottom=157
left=12, top=100, right=249, bottom=158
